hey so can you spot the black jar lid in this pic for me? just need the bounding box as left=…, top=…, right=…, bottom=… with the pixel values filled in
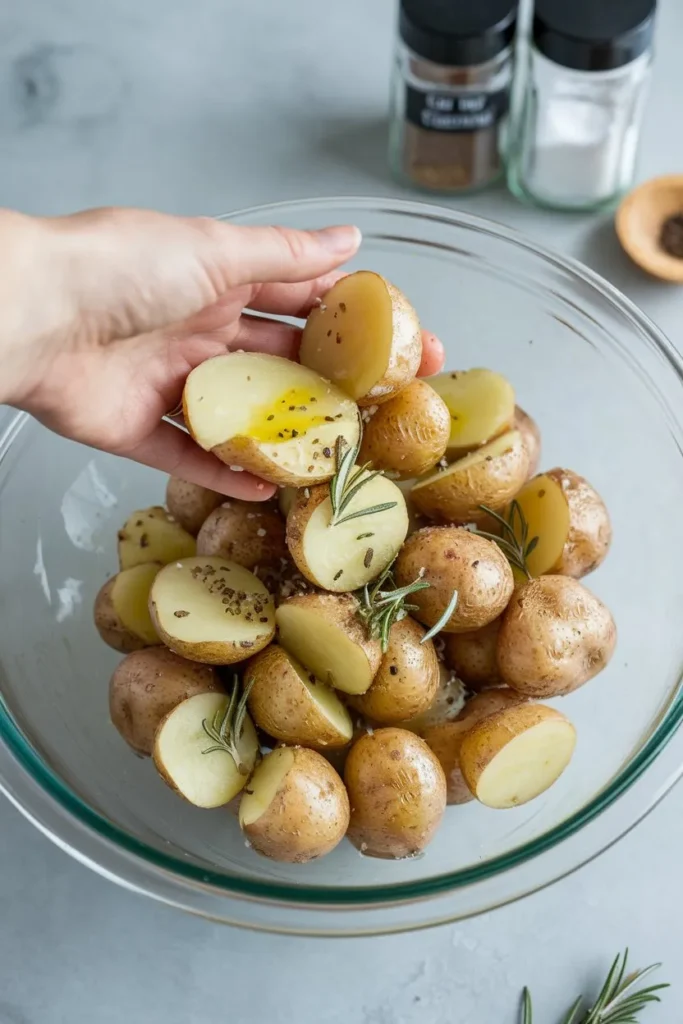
left=399, top=0, right=518, bottom=68
left=533, top=0, right=657, bottom=72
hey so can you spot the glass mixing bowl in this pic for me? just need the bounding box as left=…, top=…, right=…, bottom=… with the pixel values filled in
left=1, top=198, right=683, bottom=937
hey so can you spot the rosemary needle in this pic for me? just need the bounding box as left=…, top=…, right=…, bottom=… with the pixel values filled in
left=474, top=500, right=539, bottom=579
left=420, top=589, right=458, bottom=644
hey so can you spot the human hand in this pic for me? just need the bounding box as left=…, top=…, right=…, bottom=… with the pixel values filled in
left=0, top=207, right=445, bottom=500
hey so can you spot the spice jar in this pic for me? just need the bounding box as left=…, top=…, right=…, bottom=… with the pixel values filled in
left=389, top=0, right=519, bottom=194
left=507, top=0, right=656, bottom=211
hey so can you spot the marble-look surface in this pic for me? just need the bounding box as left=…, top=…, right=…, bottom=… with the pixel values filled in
left=1, top=0, right=683, bottom=1021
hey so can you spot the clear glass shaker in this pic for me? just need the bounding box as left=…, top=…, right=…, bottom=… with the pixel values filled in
left=507, top=0, right=656, bottom=211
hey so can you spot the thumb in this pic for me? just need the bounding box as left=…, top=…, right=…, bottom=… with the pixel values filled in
left=213, top=222, right=362, bottom=286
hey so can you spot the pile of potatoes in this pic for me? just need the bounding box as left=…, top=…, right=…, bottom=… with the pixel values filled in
left=95, top=270, right=616, bottom=865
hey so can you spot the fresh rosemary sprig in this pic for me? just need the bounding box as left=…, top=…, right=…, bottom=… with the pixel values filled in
left=201, top=675, right=254, bottom=774
left=329, top=433, right=398, bottom=527
left=473, top=500, right=539, bottom=579
left=521, top=950, right=668, bottom=1024
left=356, top=565, right=430, bottom=652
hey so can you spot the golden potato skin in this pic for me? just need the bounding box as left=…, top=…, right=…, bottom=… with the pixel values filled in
left=165, top=477, right=223, bottom=536
left=497, top=575, right=617, bottom=697
left=344, top=728, right=447, bottom=858
left=109, top=648, right=223, bottom=756
left=347, top=617, right=440, bottom=724
left=545, top=468, right=612, bottom=578
left=514, top=407, right=541, bottom=479
left=444, top=619, right=505, bottom=691
left=358, top=380, right=450, bottom=479
left=244, top=748, right=350, bottom=863
left=196, top=501, right=287, bottom=571
left=394, top=526, right=514, bottom=633
left=94, top=576, right=158, bottom=654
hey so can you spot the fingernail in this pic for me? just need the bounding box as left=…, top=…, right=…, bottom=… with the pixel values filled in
left=316, top=225, right=362, bottom=255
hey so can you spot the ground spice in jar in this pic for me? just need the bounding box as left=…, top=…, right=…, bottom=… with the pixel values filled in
left=659, top=213, right=683, bottom=258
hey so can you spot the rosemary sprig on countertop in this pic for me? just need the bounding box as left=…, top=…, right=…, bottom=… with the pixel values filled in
left=521, top=950, right=668, bottom=1024
left=329, top=432, right=398, bottom=527
left=473, top=500, right=539, bottom=579
left=356, top=565, right=457, bottom=651
left=201, top=675, right=254, bottom=773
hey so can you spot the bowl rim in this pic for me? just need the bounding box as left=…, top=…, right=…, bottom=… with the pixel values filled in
left=2, top=194, right=683, bottom=914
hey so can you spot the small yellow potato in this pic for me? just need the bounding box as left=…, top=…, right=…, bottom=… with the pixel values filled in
left=402, top=663, right=467, bottom=732
left=497, top=575, right=617, bottom=697
left=94, top=563, right=161, bottom=653
left=358, top=379, right=450, bottom=479
left=513, top=407, right=541, bottom=479
left=275, top=592, right=381, bottom=695
left=459, top=703, right=577, bottom=808
left=246, top=644, right=353, bottom=749
left=345, top=728, right=447, bottom=858
left=299, top=271, right=422, bottom=405
left=165, top=477, right=224, bottom=536
left=394, top=526, right=514, bottom=633
left=117, top=507, right=196, bottom=570
left=410, top=430, right=529, bottom=525
left=149, top=556, right=275, bottom=664
left=239, top=747, right=350, bottom=863
left=109, top=647, right=223, bottom=756
left=183, top=352, right=360, bottom=486
left=428, top=368, right=515, bottom=459
left=444, top=619, right=505, bottom=691
left=347, top=617, right=440, bottom=724
left=196, top=500, right=287, bottom=571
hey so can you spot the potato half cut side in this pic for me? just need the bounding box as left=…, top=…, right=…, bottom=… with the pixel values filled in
left=153, top=691, right=259, bottom=808
left=183, top=352, right=360, bottom=486
left=165, top=477, right=224, bottom=536
left=459, top=704, right=577, bottom=809
left=299, top=271, right=422, bottom=405
left=118, top=507, right=196, bottom=570
left=428, top=369, right=515, bottom=459
left=239, top=747, right=350, bottom=863
left=94, top=563, right=161, bottom=652
left=286, top=471, right=408, bottom=592
left=512, top=473, right=572, bottom=577
left=246, top=644, right=353, bottom=748
left=149, top=556, right=275, bottom=664
left=411, top=430, right=529, bottom=525
left=275, top=593, right=381, bottom=695
left=357, top=379, right=450, bottom=479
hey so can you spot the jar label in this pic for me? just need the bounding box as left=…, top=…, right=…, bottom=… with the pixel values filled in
left=405, top=86, right=508, bottom=133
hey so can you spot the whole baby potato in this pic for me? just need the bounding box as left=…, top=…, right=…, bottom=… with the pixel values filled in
left=196, top=500, right=287, bottom=571
left=358, top=379, right=451, bottom=479
left=165, top=477, right=224, bottom=536
left=444, top=619, right=505, bottom=691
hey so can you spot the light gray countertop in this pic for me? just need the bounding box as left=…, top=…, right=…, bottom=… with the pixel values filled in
left=1, top=0, right=683, bottom=1021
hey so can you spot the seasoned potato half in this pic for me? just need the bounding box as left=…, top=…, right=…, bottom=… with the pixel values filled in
left=345, top=729, right=447, bottom=858
left=154, top=691, right=259, bottom=808
left=239, top=747, right=350, bottom=863
left=497, top=575, right=616, bottom=697
left=459, top=703, right=576, bottom=808
left=402, top=662, right=467, bottom=732
left=411, top=430, right=529, bottom=525
left=514, top=470, right=612, bottom=579
left=196, top=500, right=287, bottom=571
left=275, top=592, right=381, bottom=695
left=118, top=507, right=196, bottom=570
left=183, top=352, right=360, bottom=486
left=149, top=556, right=275, bottom=664
left=165, top=477, right=223, bottom=536
left=395, top=526, right=514, bottom=633
left=428, top=368, right=515, bottom=459
left=348, top=617, right=440, bottom=724
left=246, top=644, right=353, bottom=749
left=444, top=619, right=504, bottom=691
left=299, top=271, right=422, bottom=406
left=513, top=407, right=541, bottom=479
left=422, top=689, right=525, bottom=804
left=109, top=647, right=223, bottom=756
left=358, top=379, right=450, bottom=479
left=286, top=471, right=408, bottom=592
left=94, top=563, right=161, bottom=653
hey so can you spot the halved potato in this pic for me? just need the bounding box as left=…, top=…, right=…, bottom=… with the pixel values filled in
left=357, top=379, right=450, bottom=479
left=94, top=563, right=161, bottom=653
left=286, top=471, right=408, bottom=592
left=153, top=690, right=259, bottom=808
left=196, top=500, right=287, bottom=570
left=513, top=470, right=612, bottom=578
left=513, top=407, right=541, bottom=479
left=275, top=592, right=381, bottom=695
left=246, top=644, right=353, bottom=748
left=299, top=271, right=422, bottom=405
left=183, top=352, right=360, bottom=486
left=428, top=368, right=515, bottom=459
left=410, top=430, right=529, bottom=525
left=402, top=663, right=467, bottom=732
left=458, top=703, right=576, bottom=808
left=117, top=507, right=196, bottom=570
left=149, top=556, right=275, bottom=664
left=444, top=619, right=504, bottom=691
left=165, top=477, right=223, bottom=536
left=239, top=746, right=350, bottom=862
